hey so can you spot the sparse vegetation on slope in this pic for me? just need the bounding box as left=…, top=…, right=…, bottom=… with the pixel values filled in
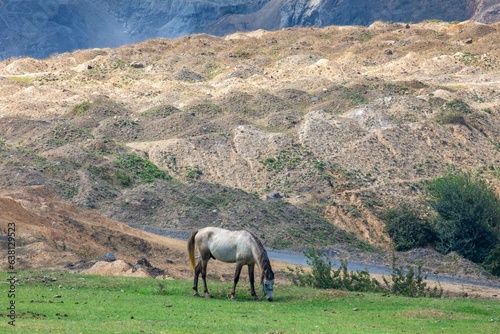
left=0, top=21, right=499, bottom=280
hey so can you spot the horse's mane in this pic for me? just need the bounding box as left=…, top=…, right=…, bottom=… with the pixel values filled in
left=248, top=231, right=274, bottom=282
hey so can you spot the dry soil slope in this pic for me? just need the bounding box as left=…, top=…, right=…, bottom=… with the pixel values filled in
left=0, top=186, right=189, bottom=275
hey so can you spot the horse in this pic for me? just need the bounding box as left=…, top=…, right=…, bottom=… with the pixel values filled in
left=187, top=227, right=274, bottom=301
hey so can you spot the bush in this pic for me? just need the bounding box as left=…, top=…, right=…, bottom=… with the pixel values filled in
left=435, top=110, right=467, bottom=125
left=382, top=203, right=435, bottom=251
left=483, top=245, right=500, bottom=277
left=186, top=167, right=203, bottom=180
left=383, top=256, right=442, bottom=298
left=113, top=170, right=132, bottom=186
left=287, top=248, right=383, bottom=293
left=115, top=154, right=172, bottom=183
left=443, top=99, right=473, bottom=114
left=287, top=248, right=442, bottom=297
left=435, top=99, right=473, bottom=125
left=427, top=172, right=500, bottom=264
left=73, top=101, right=91, bottom=115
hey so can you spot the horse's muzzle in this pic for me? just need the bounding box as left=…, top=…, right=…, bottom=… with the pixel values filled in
left=262, top=279, right=274, bottom=302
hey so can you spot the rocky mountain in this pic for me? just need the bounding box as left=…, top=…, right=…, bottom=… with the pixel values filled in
left=0, top=0, right=499, bottom=59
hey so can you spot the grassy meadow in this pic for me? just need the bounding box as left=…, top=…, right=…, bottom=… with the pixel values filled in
left=1, top=271, right=499, bottom=333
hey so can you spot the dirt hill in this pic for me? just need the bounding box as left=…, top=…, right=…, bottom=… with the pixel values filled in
left=0, top=186, right=185, bottom=274
left=0, top=21, right=499, bottom=288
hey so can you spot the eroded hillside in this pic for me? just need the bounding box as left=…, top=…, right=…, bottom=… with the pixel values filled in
left=0, top=21, right=499, bottom=250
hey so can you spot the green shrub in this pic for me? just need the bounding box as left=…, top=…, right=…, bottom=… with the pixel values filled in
left=262, top=149, right=302, bottom=172
left=427, top=172, right=500, bottom=264
left=50, top=124, right=93, bottom=146
left=443, top=99, right=473, bottom=114
left=286, top=248, right=383, bottom=292
left=141, top=105, right=180, bottom=118
left=343, top=88, right=366, bottom=104
left=383, top=256, right=442, bottom=298
left=435, top=99, right=474, bottom=125
left=115, top=154, right=171, bottom=183
left=287, top=248, right=442, bottom=297
left=483, top=245, right=500, bottom=277
left=73, top=101, right=92, bottom=115
left=229, top=49, right=252, bottom=58
left=113, top=170, right=133, bottom=186
left=382, top=203, right=435, bottom=251
left=435, top=110, right=467, bottom=125
left=186, top=167, right=203, bottom=180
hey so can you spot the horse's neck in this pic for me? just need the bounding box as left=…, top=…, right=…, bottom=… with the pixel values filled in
left=248, top=233, right=273, bottom=280
left=258, top=250, right=272, bottom=278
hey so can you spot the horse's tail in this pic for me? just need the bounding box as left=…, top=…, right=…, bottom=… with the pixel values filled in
left=187, top=230, right=198, bottom=270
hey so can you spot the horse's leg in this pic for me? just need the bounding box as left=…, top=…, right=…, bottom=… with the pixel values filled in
left=201, top=257, right=212, bottom=299
left=192, top=261, right=202, bottom=297
left=248, top=264, right=261, bottom=301
left=230, top=263, right=244, bottom=301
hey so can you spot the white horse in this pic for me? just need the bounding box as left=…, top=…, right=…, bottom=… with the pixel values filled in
left=187, top=227, right=274, bottom=301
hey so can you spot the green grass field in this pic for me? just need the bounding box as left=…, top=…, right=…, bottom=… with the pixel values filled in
left=1, top=271, right=498, bottom=333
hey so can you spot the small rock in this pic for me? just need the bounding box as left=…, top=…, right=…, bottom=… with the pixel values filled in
left=130, top=61, right=145, bottom=68
left=134, top=258, right=152, bottom=268
left=465, top=38, right=473, bottom=44
left=103, top=252, right=116, bottom=262
left=132, top=258, right=165, bottom=277
left=174, top=68, right=206, bottom=82
left=385, top=49, right=393, bottom=55
left=54, top=294, right=62, bottom=298
left=267, top=191, right=282, bottom=200
left=85, top=199, right=96, bottom=209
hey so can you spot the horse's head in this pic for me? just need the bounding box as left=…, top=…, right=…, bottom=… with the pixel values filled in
left=262, top=266, right=275, bottom=301
left=262, top=278, right=274, bottom=301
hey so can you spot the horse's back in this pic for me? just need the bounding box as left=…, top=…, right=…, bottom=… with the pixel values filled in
left=196, top=227, right=255, bottom=264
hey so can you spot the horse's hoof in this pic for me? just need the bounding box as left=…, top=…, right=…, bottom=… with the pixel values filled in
left=193, top=292, right=200, bottom=297
left=204, top=293, right=212, bottom=299
left=230, top=296, right=237, bottom=301
left=254, top=297, right=262, bottom=301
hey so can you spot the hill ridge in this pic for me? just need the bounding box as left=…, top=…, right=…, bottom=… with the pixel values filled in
left=0, top=0, right=499, bottom=59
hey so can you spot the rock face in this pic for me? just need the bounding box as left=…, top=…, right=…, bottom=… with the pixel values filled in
left=280, top=0, right=471, bottom=27
left=0, top=0, right=498, bottom=59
